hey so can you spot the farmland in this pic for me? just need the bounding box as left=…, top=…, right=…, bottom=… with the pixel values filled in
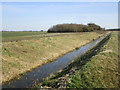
left=2, top=31, right=103, bottom=84
left=2, top=31, right=87, bottom=42
left=1, top=1, right=118, bottom=89
left=2, top=31, right=48, bottom=42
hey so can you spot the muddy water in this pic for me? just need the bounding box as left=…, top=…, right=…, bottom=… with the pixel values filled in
left=2, top=34, right=109, bottom=88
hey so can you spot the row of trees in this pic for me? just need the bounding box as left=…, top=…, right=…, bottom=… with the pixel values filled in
left=48, top=23, right=105, bottom=33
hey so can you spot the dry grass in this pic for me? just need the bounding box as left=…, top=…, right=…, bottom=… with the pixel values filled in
left=2, top=32, right=102, bottom=83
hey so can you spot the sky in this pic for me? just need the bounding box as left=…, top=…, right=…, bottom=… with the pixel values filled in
left=1, top=0, right=120, bottom=2
left=2, top=2, right=118, bottom=31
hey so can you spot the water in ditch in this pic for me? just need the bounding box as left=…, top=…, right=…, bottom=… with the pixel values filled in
left=2, top=34, right=108, bottom=88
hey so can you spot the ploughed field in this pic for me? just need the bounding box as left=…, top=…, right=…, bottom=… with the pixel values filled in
left=2, top=31, right=103, bottom=84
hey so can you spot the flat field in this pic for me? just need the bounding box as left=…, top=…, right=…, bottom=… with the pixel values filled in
left=2, top=32, right=102, bottom=83
left=2, top=31, right=48, bottom=42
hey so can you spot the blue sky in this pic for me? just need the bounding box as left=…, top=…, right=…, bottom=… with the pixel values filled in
left=2, top=2, right=118, bottom=31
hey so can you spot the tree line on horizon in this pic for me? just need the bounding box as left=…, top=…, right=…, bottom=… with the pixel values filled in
left=48, top=23, right=105, bottom=33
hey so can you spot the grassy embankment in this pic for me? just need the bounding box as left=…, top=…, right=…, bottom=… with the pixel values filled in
left=2, top=32, right=103, bottom=84
left=34, top=32, right=119, bottom=88
left=68, top=31, right=119, bottom=88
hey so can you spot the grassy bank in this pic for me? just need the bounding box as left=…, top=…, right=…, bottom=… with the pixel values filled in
left=34, top=32, right=118, bottom=88
left=2, top=32, right=102, bottom=84
left=68, top=31, right=119, bottom=88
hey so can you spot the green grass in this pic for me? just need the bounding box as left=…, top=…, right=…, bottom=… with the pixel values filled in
left=2, top=31, right=47, bottom=37
left=2, top=31, right=48, bottom=41
left=68, top=31, right=119, bottom=88
left=2, top=32, right=102, bottom=84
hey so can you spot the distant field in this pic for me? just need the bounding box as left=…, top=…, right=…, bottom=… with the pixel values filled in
left=2, top=32, right=103, bottom=83
left=2, top=31, right=48, bottom=42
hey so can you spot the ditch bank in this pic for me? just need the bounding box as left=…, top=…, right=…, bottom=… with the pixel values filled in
left=2, top=33, right=111, bottom=88
left=35, top=33, right=111, bottom=88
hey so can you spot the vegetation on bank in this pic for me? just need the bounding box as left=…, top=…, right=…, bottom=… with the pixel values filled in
left=34, top=32, right=118, bottom=88
left=68, top=31, right=119, bottom=88
left=2, top=32, right=102, bottom=84
left=48, top=23, right=105, bottom=33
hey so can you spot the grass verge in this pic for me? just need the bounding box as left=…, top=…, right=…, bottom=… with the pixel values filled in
left=68, top=31, right=119, bottom=88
